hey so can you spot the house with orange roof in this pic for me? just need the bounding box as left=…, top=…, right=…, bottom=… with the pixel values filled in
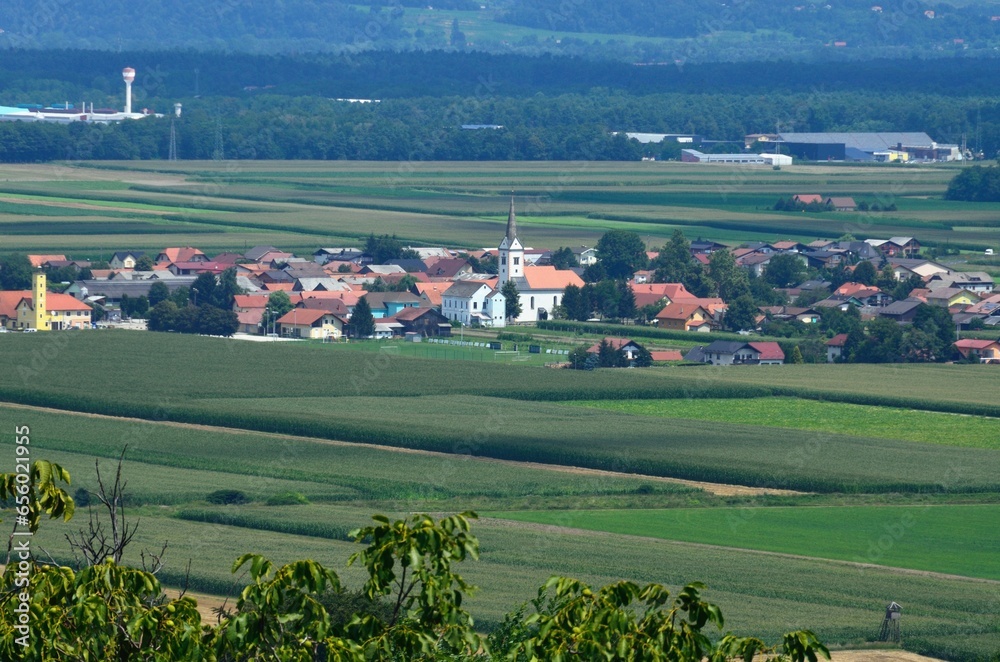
left=954, top=338, right=1000, bottom=363
left=155, top=247, right=207, bottom=264
left=0, top=273, right=91, bottom=330
left=413, top=282, right=453, bottom=308
left=276, top=308, right=345, bottom=339
left=27, top=255, right=67, bottom=268
left=654, top=303, right=712, bottom=331
left=793, top=194, right=823, bottom=205
left=649, top=350, right=683, bottom=362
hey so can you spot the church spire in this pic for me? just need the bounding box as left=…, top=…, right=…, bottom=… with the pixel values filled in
left=505, top=193, right=518, bottom=243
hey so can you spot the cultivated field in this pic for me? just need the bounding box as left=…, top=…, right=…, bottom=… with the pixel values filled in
left=2, top=159, right=1000, bottom=660
left=0, top=160, right=997, bottom=255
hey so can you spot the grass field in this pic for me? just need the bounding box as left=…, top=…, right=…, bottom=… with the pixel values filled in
left=567, top=397, right=1000, bottom=449
left=0, top=160, right=996, bottom=254
left=490, top=505, right=1000, bottom=580
left=6, top=405, right=1000, bottom=660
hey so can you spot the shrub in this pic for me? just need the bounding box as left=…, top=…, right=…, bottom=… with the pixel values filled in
left=206, top=489, right=250, bottom=505
left=265, top=491, right=310, bottom=506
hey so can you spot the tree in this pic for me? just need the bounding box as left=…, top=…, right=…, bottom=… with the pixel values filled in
left=567, top=345, right=592, bottom=369
left=789, top=345, right=805, bottom=364
left=0, top=253, right=33, bottom=290
left=725, top=294, right=758, bottom=332
left=196, top=305, right=239, bottom=336
left=763, top=254, right=806, bottom=288
left=351, top=296, right=376, bottom=338
left=632, top=344, right=653, bottom=367
left=264, top=290, right=293, bottom=333
left=189, top=272, right=217, bottom=307
left=708, top=249, right=750, bottom=301
left=597, top=339, right=627, bottom=368
left=148, top=281, right=170, bottom=307
left=560, top=284, right=588, bottom=321
left=170, top=285, right=190, bottom=308
left=654, top=230, right=695, bottom=284
left=550, top=246, right=579, bottom=270
left=135, top=255, right=155, bottom=271
left=853, top=260, right=877, bottom=286
left=616, top=281, right=637, bottom=320
left=501, top=279, right=522, bottom=322
left=365, top=233, right=407, bottom=264
left=147, top=300, right=179, bottom=332
left=213, top=266, right=244, bottom=309
left=595, top=230, right=647, bottom=280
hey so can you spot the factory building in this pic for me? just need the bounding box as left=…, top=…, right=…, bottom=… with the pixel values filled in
left=0, top=68, right=161, bottom=124
left=768, top=132, right=961, bottom=162
left=681, top=149, right=792, bottom=166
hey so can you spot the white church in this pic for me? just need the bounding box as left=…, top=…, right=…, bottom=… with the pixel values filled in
left=498, top=197, right=584, bottom=323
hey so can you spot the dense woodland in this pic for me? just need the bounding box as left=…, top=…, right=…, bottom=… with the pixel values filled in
left=5, top=50, right=1000, bottom=161
left=2, top=0, right=1000, bottom=60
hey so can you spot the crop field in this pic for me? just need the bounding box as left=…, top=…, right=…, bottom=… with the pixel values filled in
left=491, top=505, right=1000, bottom=580
left=6, top=404, right=1000, bottom=659
left=0, top=159, right=996, bottom=254
left=568, top=397, right=1000, bottom=449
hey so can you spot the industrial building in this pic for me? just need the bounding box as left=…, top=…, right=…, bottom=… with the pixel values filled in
left=0, top=68, right=160, bottom=124
left=768, top=132, right=962, bottom=162
left=681, top=149, right=792, bottom=166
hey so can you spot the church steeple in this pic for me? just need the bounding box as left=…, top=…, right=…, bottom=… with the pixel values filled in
left=505, top=194, right=518, bottom=244
left=498, top=193, right=524, bottom=284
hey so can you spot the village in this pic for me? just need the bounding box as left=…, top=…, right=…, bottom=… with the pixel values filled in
left=1, top=197, right=998, bottom=367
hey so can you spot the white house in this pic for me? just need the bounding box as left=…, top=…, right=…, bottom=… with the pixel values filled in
left=498, top=197, right=585, bottom=323
left=441, top=281, right=506, bottom=327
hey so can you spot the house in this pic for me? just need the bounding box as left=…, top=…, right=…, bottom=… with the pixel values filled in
left=826, top=334, right=849, bottom=362
left=826, top=196, right=857, bottom=211
left=109, top=251, right=144, bottom=270
left=689, top=239, right=727, bottom=255
left=168, top=261, right=228, bottom=276
left=27, top=254, right=67, bottom=268
left=696, top=341, right=762, bottom=366
left=571, top=246, right=598, bottom=266
left=363, top=292, right=423, bottom=318
left=803, top=251, right=844, bottom=270
left=497, top=197, right=584, bottom=322
left=886, top=258, right=949, bottom=281
left=424, top=258, right=473, bottom=280
left=793, top=194, right=823, bottom=205
left=0, top=273, right=91, bottom=330
left=769, top=241, right=808, bottom=253
left=359, top=264, right=407, bottom=277
left=412, top=282, right=453, bottom=308
left=877, top=299, right=924, bottom=323
left=236, top=309, right=265, bottom=335
left=924, top=288, right=979, bottom=309
left=383, top=307, right=452, bottom=337
left=654, top=303, right=712, bottom=331
left=759, top=306, right=822, bottom=324
left=385, top=258, right=428, bottom=273
left=276, top=309, right=345, bottom=339
left=927, top=272, right=994, bottom=295
left=156, top=247, right=207, bottom=264
left=953, top=339, right=1000, bottom=364
left=245, top=245, right=281, bottom=262
left=586, top=338, right=647, bottom=361
left=737, top=252, right=772, bottom=277
left=750, top=342, right=786, bottom=365
left=292, top=277, right=350, bottom=292
left=441, top=281, right=506, bottom=328
left=834, top=283, right=891, bottom=307
left=868, top=237, right=920, bottom=258
left=312, top=247, right=366, bottom=265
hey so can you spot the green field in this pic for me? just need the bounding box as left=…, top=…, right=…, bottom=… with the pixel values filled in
left=6, top=404, right=1000, bottom=659
left=491, top=505, right=1000, bottom=580
left=0, top=160, right=996, bottom=255
left=568, top=397, right=1000, bottom=449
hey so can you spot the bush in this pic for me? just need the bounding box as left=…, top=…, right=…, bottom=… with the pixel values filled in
left=205, top=489, right=250, bottom=505
left=265, top=491, right=310, bottom=506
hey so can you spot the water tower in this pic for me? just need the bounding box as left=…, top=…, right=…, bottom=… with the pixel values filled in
left=122, top=67, right=136, bottom=114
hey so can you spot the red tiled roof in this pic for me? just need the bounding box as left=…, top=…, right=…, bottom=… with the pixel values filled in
left=650, top=350, right=683, bottom=362
left=28, top=254, right=67, bottom=267
left=954, top=339, right=998, bottom=350
left=234, top=295, right=270, bottom=309
left=586, top=337, right=640, bottom=353
left=522, top=266, right=584, bottom=290
left=276, top=309, right=331, bottom=325
left=748, top=341, right=785, bottom=361
left=655, top=302, right=708, bottom=321
left=793, top=194, right=823, bottom=204
left=157, top=247, right=206, bottom=263
left=826, top=333, right=849, bottom=347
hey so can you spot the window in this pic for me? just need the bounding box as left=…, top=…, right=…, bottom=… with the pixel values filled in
left=473, top=302, right=478, bottom=310
left=530, top=296, right=535, bottom=310
left=513, top=257, right=520, bottom=265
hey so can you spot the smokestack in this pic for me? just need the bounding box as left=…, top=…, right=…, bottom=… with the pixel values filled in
left=122, top=67, right=136, bottom=114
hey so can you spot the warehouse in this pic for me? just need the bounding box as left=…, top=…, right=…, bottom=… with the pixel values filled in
left=681, top=149, right=792, bottom=165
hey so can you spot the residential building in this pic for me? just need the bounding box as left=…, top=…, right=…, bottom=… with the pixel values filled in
left=826, top=334, right=849, bottom=362
left=109, top=251, right=144, bottom=270
left=441, top=281, right=506, bottom=328
left=276, top=309, right=345, bottom=339
left=954, top=339, right=1000, bottom=363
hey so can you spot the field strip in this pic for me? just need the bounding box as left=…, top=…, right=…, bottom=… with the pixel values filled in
left=0, top=402, right=803, bottom=497
left=480, top=518, right=1000, bottom=585
left=0, top=194, right=175, bottom=215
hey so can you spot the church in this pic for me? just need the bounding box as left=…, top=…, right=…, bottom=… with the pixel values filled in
left=498, top=197, right=584, bottom=323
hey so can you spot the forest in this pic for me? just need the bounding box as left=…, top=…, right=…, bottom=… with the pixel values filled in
left=2, top=0, right=1000, bottom=60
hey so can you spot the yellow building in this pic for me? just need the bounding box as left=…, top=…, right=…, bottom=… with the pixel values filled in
left=0, top=272, right=91, bottom=331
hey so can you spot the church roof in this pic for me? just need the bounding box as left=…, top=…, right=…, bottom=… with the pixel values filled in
left=521, top=266, right=584, bottom=291
left=505, top=195, right=518, bottom=243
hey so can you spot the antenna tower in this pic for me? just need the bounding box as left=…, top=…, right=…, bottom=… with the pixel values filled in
left=877, top=602, right=902, bottom=643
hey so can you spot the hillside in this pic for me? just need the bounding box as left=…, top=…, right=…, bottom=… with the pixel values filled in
left=2, top=0, right=1000, bottom=60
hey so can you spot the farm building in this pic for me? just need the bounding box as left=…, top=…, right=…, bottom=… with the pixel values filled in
left=681, top=149, right=792, bottom=165
left=774, top=132, right=960, bottom=162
